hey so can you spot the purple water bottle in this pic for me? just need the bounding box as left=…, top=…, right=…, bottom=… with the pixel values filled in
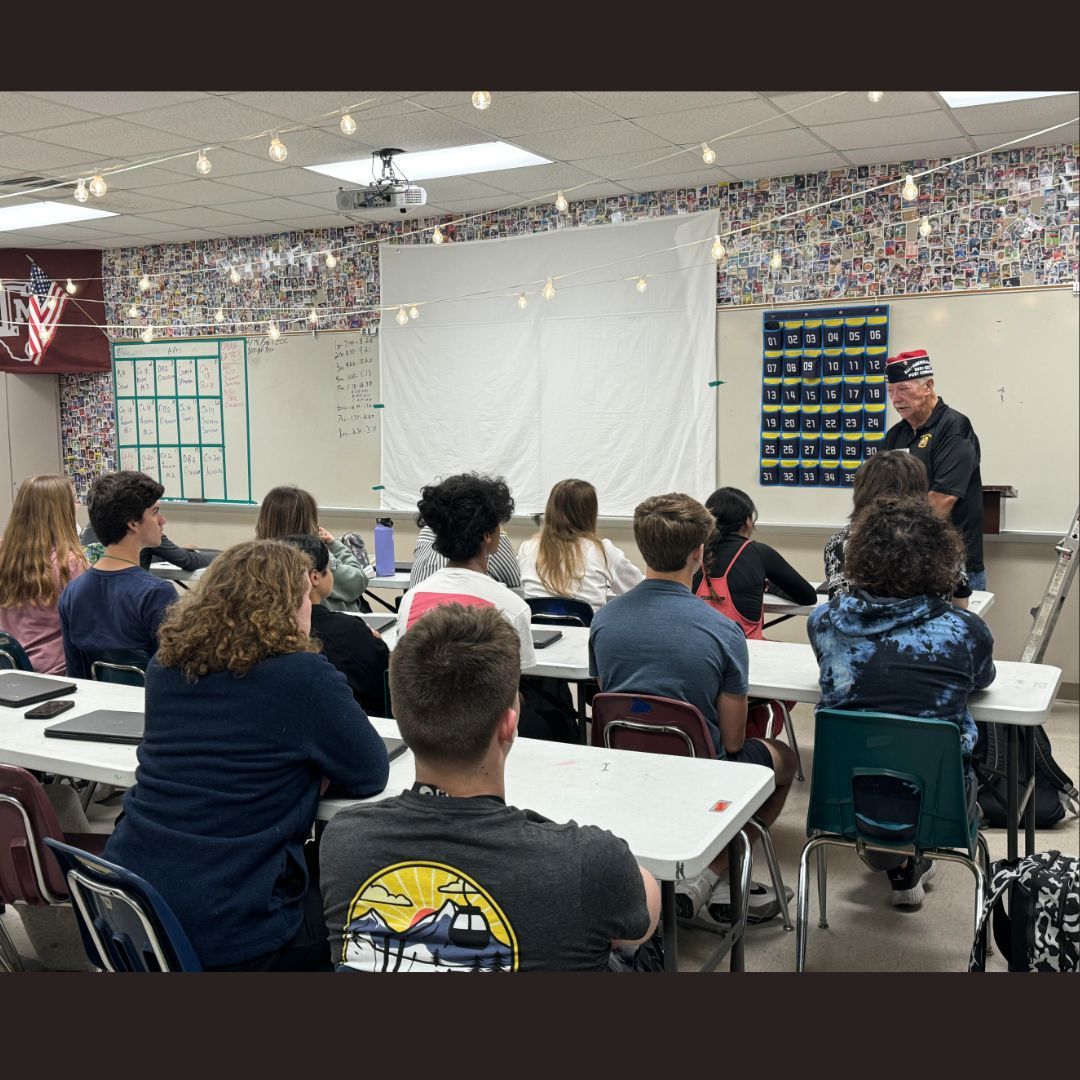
left=374, top=517, right=395, bottom=577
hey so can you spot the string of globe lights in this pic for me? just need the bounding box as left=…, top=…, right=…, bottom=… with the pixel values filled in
left=7, top=113, right=1075, bottom=338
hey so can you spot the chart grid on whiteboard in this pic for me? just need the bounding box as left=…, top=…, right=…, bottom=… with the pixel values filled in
left=111, top=338, right=252, bottom=503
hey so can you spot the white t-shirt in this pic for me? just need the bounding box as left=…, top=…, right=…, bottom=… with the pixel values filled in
left=396, top=566, right=536, bottom=671
left=517, top=536, right=644, bottom=614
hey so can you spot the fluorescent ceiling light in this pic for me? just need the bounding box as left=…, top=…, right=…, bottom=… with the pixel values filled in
left=0, top=200, right=117, bottom=232
left=939, top=91, right=1074, bottom=108
left=306, top=141, right=551, bottom=184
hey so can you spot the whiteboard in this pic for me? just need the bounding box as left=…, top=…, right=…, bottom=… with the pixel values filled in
left=113, top=332, right=381, bottom=507
left=716, top=288, right=1079, bottom=532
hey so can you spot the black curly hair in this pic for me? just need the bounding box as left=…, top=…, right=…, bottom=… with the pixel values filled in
left=416, top=473, right=515, bottom=561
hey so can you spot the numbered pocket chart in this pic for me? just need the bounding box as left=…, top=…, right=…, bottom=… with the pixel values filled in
left=760, top=305, right=888, bottom=486
left=112, top=338, right=251, bottom=503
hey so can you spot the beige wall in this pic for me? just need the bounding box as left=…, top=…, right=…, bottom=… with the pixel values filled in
left=131, top=504, right=1079, bottom=686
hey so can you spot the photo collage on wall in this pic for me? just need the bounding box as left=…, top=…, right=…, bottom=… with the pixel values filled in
left=760, top=305, right=889, bottom=488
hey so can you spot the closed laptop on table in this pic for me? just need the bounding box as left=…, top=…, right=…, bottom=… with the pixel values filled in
left=0, top=673, right=77, bottom=708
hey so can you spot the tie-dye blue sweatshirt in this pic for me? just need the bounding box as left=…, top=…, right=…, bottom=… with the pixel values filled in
left=807, top=591, right=996, bottom=758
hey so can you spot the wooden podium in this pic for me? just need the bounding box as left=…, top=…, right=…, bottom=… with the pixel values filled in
left=982, top=485, right=1018, bottom=534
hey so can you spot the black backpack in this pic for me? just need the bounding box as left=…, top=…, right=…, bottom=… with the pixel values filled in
left=969, top=851, right=1080, bottom=972
left=973, top=720, right=1079, bottom=829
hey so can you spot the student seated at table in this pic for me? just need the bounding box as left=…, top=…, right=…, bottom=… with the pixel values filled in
left=518, top=478, right=643, bottom=614
left=398, top=473, right=535, bottom=671
left=256, top=484, right=369, bottom=612
left=588, top=493, right=797, bottom=924
left=58, top=471, right=179, bottom=678
left=0, top=474, right=87, bottom=674
left=808, top=496, right=995, bottom=906
left=409, top=525, right=521, bottom=590
left=320, top=603, right=660, bottom=972
left=104, top=540, right=389, bottom=971
left=823, top=451, right=972, bottom=607
left=283, top=533, right=390, bottom=717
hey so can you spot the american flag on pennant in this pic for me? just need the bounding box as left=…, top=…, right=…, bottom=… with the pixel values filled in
left=25, top=262, right=68, bottom=365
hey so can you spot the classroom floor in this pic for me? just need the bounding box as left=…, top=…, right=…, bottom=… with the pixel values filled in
left=3, top=700, right=1078, bottom=973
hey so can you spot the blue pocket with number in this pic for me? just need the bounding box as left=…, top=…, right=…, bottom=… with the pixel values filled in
left=760, top=458, right=780, bottom=485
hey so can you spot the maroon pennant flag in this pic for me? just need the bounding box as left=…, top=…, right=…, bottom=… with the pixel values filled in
left=0, top=249, right=110, bottom=373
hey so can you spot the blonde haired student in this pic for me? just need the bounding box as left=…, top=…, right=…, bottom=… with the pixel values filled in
left=0, top=475, right=87, bottom=673
left=518, top=479, right=642, bottom=614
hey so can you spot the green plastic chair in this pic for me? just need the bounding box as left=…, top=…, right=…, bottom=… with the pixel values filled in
left=796, top=708, right=991, bottom=972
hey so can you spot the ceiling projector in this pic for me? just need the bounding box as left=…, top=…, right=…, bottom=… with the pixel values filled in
left=335, top=147, right=427, bottom=214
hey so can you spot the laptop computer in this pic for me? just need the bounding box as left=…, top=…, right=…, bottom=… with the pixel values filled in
left=365, top=614, right=397, bottom=633
left=45, top=709, right=143, bottom=744
left=0, top=673, right=77, bottom=708
left=45, top=711, right=410, bottom=764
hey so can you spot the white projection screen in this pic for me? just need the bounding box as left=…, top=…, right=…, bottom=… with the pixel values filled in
left=379, top=210, right=719, bottom=516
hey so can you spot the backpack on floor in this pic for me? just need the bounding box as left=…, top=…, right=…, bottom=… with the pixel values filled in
left=972, top=720, right=1080, bottom=829
left=969, top=851, right=1080, bottom=972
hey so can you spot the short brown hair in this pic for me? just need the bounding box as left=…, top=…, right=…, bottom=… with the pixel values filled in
left=633, top=493, right=713, bottom=572
left=851, top=451, right=928, bottom=518
left=256, top=485, right=318, bottom=539
left=389, top=604, right=520, bottom=765
left=845, top=496, right=964, bottom=599
left=156, top=540, right=317, bottom=679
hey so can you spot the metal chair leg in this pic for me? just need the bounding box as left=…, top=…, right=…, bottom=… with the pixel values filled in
left=796, top=836, right=830, bottom=972
left=775, top=701, right=804, bottom=781
left=976, top=831, right=993, bottom=957
left=750, top=814, right=792, bottom=931
left=0, top=916, right=25, bottom=972
left=816, top=845, right=829, bottom=928
left=78, top=781, right=98, bottom=812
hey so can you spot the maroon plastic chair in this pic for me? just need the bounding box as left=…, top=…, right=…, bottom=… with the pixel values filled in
left=0, top=764, right=108, bottom=971
left=590, top=693, right=792, bottom=931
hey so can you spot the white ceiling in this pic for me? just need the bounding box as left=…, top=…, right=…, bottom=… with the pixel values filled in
left=0, top=90, right=1076, bottom=248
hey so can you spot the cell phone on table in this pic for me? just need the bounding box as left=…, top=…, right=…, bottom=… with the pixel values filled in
left=25, top=699, right=76, bottom=719
left=532, top=629, right=563, bottom=649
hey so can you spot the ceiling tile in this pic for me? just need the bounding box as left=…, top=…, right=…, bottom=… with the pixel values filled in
left=812, top=111, right=965, bottom=151
left=411, top=176, right=506, bottom=201
left=89, top=190, right=188, bottom=214
left=191, top=197, right=335, bottom=221
left=0, top=94, right=102, bottom=133
left=765, top=91, right=941, bottom=126
left=437, top=92, right=620, bottom=138
left=420, top=195, right=527, bottom=214
left=571, top=146, right=692, bottom=181
left=226, top=91, right=402, bottom=122
left=971, top=126, right=1079, bottom=152
left=632, top=99, right=797, bottom=144
left=519, top=120, right=673, bottom=161
left=121, top=98, right=294, bottom=143
left=320, top=109, right=492, bottom=155
left=209, top=168, right=346, bottom=197
left=693, top=129, right=832, bottom=168
left=136, top=178, right=274, bottom=205
left=949, top=93, right=1080, bottom=136
left=0, top=133, right=103, bottom=171
left=463, top=162, right=599, bottom=196
left=96, top=165, right=205, bottom=191
left=616, top=169, right=738, bottom=193
left=25, top=91, right=211, bottom=115
left=230, top=127, right=378, bottom=167
left=723, top=151, right=851, bottom=180
left=135, top=206, right=269, bottom=228
left=32, top=117, right=195, bottom=158
left=519, top=180, right=633, bottom=202
left=841, top=138, right=976, bottom=166
left=574, top=91, right=760, bottom=118
left=153, top=146, right=280, bottom=179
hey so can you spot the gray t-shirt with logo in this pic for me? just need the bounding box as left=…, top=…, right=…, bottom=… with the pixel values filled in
left=320, top=789, right=650, bottom=972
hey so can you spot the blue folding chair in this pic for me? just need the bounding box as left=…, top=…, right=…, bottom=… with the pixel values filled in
left=0, top=632, right=34, bottom=672
left=44, top=839, right=202, bottom=972
left=525, top=596, right=593, bottom=627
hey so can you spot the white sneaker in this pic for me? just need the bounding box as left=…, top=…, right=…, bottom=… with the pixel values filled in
left=674, top=871, right=715, bottom=919
left=707, top=878, right=794, bottom=924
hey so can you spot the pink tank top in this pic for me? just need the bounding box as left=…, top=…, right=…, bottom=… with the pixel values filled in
left=694, top=539, right=764, bottom=640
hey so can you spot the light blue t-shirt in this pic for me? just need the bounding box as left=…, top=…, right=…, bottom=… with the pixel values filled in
left=588, top=579, right=749, bottom=755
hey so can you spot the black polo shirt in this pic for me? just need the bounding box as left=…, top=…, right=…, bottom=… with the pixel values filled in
left=882, top=397, right=984, bottom=572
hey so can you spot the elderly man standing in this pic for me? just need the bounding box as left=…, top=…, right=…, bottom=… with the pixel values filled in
left=882, top=350, right=987, bottom=589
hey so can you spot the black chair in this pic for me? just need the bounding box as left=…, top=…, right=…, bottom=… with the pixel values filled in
left=526, top=596, right=593, bottom=628
left=0, top=632, right=34, bottom=672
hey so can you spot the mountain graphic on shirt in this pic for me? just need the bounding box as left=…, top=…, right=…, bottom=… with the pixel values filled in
left=343, top=899, right=514, bottom=973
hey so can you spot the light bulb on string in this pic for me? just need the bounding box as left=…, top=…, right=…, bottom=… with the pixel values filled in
left=636, top=276, right=648, bottom=294
left=127, top=303, right=139, bottom=318
left=196, top=150, right=212, bottom=175
left=517, top=292, right=528, bottom=309
left=89, top=175, right=107, bottom=198
left=471, top=90, right=492, bottom=111
left=141, top=326, right=154, bottom=343
left=268, top=321, right=280, bottom=340
left=711, top=235, right=726, bottom=260
left=73, top=179, right=89, bottom=203
left=408, top=305, right=419, bottom=320
left=308, top=307, right=318, bottom=325
left=432, top=225, right=444, bottom=245
left=40, top=327, right=51, bottom=342
left=770, top=250, right=782, bottom=270
left=228, top=266, right=241, bottom=284
left=701, top=142, right=716, bottom=165
left=395, top=306, right=409, bottom=326
left=554, top=191, right=568, bottom=213
left=45, top=295, right=56, bottom=311
left=325, top=251, right=338, bottom=269
left=138, top=274, right=151, bottom=292
left=65, top=278, right=77, bottom=295
left=542, top=278, right=556, bottom=300
left=919, top=216, right=932, bottom=238
left=340, top=112, right=356, bottom=135
left=901, top=174, right=918, bottom=201
left=867, top=91, right=885, bottom=103
left=215, top=307, right=225, bottom=322
left=268, top=135, right=288, bottom=162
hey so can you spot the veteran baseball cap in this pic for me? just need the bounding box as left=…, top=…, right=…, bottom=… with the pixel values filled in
left=885, top=349, right=934, bottom=383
